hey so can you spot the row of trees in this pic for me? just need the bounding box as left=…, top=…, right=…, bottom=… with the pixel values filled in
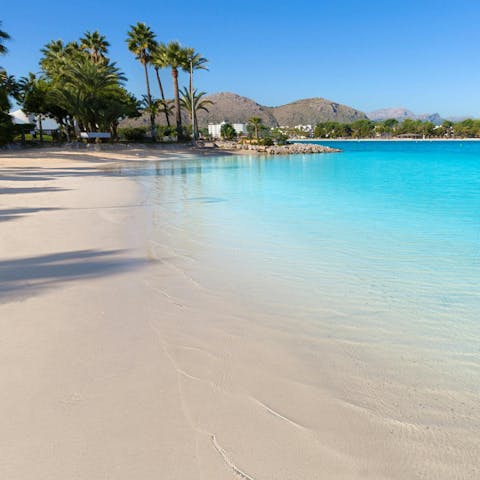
left=0, top=21, right=211, bottom=145
left=0, top=22, right=16, bottom=145
left=126, top=22, right=209, bottom=140
left=220, top=116, right=480, bottom=143
left=313, top=118, right=480, bottom=139
left=220, top=117, right=288, bottom=145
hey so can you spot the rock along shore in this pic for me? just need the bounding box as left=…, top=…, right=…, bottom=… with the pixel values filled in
left=213, top=141, right=341, bottom=155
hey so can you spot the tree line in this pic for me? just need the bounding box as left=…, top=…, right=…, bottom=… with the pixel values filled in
left=218, top=116, right=480, bottom=143
left=0, top=21, right=211, bottom=145
left=312, top=118, right=480, bottom=139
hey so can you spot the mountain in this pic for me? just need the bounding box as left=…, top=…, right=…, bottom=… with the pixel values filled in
left=368, top=108, right=444, bottom=125
left=119, top=92, right=368, bottom=129
left=416, top=113, right=444, bottom=125
left=446, top=116, right=472, bottom=122
left=269, top=97, right=367, bottom=125
left=196, top=92, right=277, bottom=126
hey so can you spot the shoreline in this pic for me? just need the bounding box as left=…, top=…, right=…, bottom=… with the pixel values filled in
left=1, top=148, right=478, bottom=479
left=291, top=137, right=480, bottom=141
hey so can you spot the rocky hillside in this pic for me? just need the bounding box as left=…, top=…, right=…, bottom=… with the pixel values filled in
left=120, top=92, right=368, bottom=129
left=368, top=108, right=444, bottom=125
left=268, top=98, right=367, bottom=125
left=196, top=92, right=277, bottom=126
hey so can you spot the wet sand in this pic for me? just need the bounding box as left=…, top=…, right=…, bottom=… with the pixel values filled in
left=0, top=147, right=478, bottom=479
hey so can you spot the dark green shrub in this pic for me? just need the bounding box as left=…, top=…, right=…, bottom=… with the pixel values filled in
left=0, top=88, right=15, bottom=146
left=221, top=123, right=237, bottom=140
left=156, top=125, right=175, bottom=138
left=118, top=126, right=148, bottom=141
left=258, top=137, right=274, bottom=146
left=0, top=112, right=16, bottom=145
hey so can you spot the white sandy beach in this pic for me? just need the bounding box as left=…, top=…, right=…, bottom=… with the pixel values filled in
left=0, top=147, right=478, bottom=480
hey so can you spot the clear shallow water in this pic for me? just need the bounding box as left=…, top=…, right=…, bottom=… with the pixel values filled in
left=133, top=141, right=480, bottom=391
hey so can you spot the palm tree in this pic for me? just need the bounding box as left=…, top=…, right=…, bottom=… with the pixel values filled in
left=182, top=48, right=208, bottom=140
left=52, top=56, right=126, bottom=132
left=40, top=40, right=84, bottom=80
left=2, top=72, right=20, bottom=99
left=183, top=48, right=208, bottom=99
left=140, top=95, right=173, bottom=130
left=19, top=73, right=48, bottom=142
left=126, top=22, right=157, bottom=139
left=150, top=43, right=170, bottom=127
left=80, top=30, right=110, bottom=64
left=0, top=24, right=15, bottom=146
left=180, top=87, right=213, bottom=138
left=162, top=41, right=187, bottom=139
left=0, top=22, right=10, bottom=56
left=40, top=40, right=65, bottom=73
left=249, top=117, right=263, bottom=140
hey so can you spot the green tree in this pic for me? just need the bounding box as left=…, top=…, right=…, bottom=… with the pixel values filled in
left=183, top=48, right=208, bottom=94
left=270, top=128, right=289, bottom=144
left=52, top=56, right=125, bottom=131
left=38, top=34, right=139, bottom=141
left=182, top=48, right=208, bottom=139
left=248, top=116, right=263, bottom=140
left=161, top=41, right=187, bottom=139
left=20, top=73, right=51, bottom=142
left=220, top=123, right=236, bottom=140
left=375, top=118, right=398, bottom=137
left=351, top=119, right=374, bottom=138
left=420, top=121, right=435, bottom=138
left=150, top=43, right=171, bottom=127
left=437, top=120, right=454, bottom=138
left=0, top=22, right=10, bottom=57
left=180, top=87, right=213, bottom=139
left=0, top=93, right=15, bottom=145
left=314, top=121, right=350, bottom=138
left=0, top=23, right=14, bottom=146
left=97, top=86, right=139, bottom=138
left=397, top=118, right=422, bottom=135
left=383, top=118, right=399, bottom=131
left=453, top=119, right=480, bottom=138
left=80, top=30, right=110, bottom=64
left=140, top=94, right=173, bottom=138
left=126, top=22, right=157, bottom=139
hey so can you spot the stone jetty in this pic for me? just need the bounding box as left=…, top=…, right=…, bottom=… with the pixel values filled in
left=214, top=141, right=341, bottom=155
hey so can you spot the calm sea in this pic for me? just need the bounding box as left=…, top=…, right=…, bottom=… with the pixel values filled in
left=135, top=140, right=480, bottom=395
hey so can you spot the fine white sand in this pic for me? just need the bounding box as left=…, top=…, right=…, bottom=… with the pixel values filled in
left=0, top=147, right=478, bottom=479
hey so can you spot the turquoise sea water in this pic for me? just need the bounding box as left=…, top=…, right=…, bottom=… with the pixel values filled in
left=136, top=141, right=480, bottom=391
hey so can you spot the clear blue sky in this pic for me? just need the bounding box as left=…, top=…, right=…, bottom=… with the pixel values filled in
left=2, top=0, right=480, bottom=117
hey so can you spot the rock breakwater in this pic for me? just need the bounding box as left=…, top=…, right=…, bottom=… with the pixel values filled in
left=214, top=141, right=341, bottom=155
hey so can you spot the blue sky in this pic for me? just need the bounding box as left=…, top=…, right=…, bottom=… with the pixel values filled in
left=2, top=0, right=480, bottom=117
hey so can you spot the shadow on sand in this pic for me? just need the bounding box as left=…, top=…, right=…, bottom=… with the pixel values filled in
left=0, top=186, right=68, bottom=195
left=0, top=249, right=145, bottom=303
left=0, top=207, right=62, bottom=223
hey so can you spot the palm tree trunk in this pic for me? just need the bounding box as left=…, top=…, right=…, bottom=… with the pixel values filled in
left=171, top=67, right=182, bottom=139
left=61, top=119, right=70, bottom=142
left=112, top=121, right=118, bottom=140
left=143, top=60, right=156, bottom=140
left=38, top=115, right=43, bottom=143
left=189, top=69, right=197, bottom=140
left=155, top=67, right=170, bottom=127
left=189, top=71, right=193, bottom=102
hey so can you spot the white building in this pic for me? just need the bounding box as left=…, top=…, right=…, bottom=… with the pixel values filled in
left=208, top=121, right=247, bottom=139
left=9, top=109, right=35, bottom=126
left=9, top=109, right=59, bottom=132
left=294, top=124, right=313, bottom=133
